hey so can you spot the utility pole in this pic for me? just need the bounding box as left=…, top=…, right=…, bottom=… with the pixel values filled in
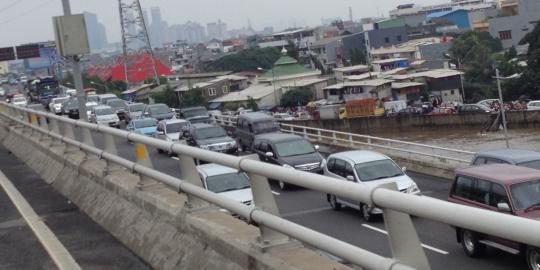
left=61, top=0, right=87, bottom=122
left=495, top=68, right=510, bottom=149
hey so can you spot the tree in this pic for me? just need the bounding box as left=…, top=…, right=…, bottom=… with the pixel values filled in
left=180, top=87, right=207, bottom=107
left=309, top=55, right=327, bottom=75
left=151, top=84, right=179, bottom=108
left=280, top=89, right=313, bottom=108
left=246, top=97, right=258, bottom=111
left=286, top=40, right=299, bottom=60
left=349, top=48, right=366, bottom=66
left=206, top=47, right=281, bottom=72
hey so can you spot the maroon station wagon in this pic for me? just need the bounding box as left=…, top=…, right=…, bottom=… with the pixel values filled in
left=449, top=164, right=540, bottom=270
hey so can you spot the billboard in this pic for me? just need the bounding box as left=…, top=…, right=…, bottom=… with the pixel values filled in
left=0, top=47, right=15, bottom=61
left=27, top=47, right=57, bottom=69
left=16, top=44, right=40, bottom=59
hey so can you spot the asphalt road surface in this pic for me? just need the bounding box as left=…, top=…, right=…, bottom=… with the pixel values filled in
left=77, top=124, right=528, bottom=270
left=0, top=144, right=151, bottom=270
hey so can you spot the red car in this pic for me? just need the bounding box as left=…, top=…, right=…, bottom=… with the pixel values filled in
left=449, top=164, right=540, bottom=269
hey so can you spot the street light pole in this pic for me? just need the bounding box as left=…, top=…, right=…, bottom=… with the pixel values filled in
left=61, top=0, right=87, bottom=122
left=495, top=68, right=510, bottom=149
left=272, top=68, right=278, bottom=107
left=458, top=58, right=465, bottom=103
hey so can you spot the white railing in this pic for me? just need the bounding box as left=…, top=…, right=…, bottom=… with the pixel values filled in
left=213, top=115, right=475, bottom=164
left=2, top=104, right=539, bottom=270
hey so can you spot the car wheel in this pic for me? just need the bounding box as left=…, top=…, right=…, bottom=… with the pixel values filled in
left=278, top=181, right=287, bottom=191
left=461, top=230, right=485, bottom=258
left=360, top=204, right=373, bottom=222
left=328, top=194, right=341, bottom=210
left=526, top=246, right=540, bottom=270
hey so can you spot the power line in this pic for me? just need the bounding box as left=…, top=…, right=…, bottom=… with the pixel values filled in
left=0, top=0, right=24, bottom=14
left=0, top=0, right=54, bottom=25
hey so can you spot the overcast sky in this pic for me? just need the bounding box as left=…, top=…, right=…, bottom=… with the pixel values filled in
left=0, top=0, right=442, bottom=47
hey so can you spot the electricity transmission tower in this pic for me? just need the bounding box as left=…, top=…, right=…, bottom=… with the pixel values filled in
left=117, top=0, right=159, bottom=86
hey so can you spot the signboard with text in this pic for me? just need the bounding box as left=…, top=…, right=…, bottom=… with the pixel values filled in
left=16, top=44, right=41, bottom=59
left=0, top=47, right=15, bottom=61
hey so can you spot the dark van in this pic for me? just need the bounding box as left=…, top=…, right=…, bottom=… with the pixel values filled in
left=235, top=112, right=280, bottom=151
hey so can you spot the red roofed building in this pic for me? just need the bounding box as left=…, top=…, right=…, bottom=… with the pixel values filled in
left=109, top=54, right=172, bottom=83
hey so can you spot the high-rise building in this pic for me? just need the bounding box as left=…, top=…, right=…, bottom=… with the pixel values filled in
left=83, top=12, right=108, bottom=52
left=206, top=20, right=227, bottom=40
left=149, top=6, right=166, bottom=48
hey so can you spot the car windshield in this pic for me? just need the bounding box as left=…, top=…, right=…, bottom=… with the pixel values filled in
left=95, top=108, right=115, bottom=115
left=107, top=100, right=125, bottom=108
left=128, top=104, right=144, bottom=112
left=134, top=119, right=157, bottom=128
left=166, top=122, right=188, bottom=133
left=54, top=98, right=68, bottom=104
left=205, top=172, right=250, bottom=193
left=354, top=159, right=404, bottom=182
left=253, top=120, right=279, bottom=133
left=149, top=105, right=170, bottom=115
left=13, top=97, right=26, bottom=102
left=518, top=160, right=540, bottom=170
left=194, top=126, right=226, bottom=139
left=87, top=96, right=98, bottom=103
left=510, top=180, right=540, bottom=209
left=183, top=108, right=208, bottom=118
left=275, top=139, right=315, bottom=157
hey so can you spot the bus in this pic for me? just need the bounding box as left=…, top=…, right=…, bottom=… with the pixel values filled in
left=27, top=77, right=60, bottom=106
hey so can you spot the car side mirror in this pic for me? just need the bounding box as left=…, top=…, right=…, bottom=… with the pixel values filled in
left=314, top=145, right=320, bottom=151
left=158, top=131, right=165, bottom=135
left=346, top=175, right=355, bottom=181
left=402, top=167, right=407, bottom=172
left=497, top=202, right=511, bottom=212
left=265, top=152, right=274, bottom=157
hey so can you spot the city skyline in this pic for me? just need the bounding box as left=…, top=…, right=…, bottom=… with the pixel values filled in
left=0, top=0, right=447, bottom=47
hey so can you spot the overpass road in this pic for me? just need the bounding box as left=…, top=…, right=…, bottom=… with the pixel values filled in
left=60, top=124, right=526, bottom=270
left=0, top=144, right=151, bottom=270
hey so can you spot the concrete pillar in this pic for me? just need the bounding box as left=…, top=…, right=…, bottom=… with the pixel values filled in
left=102, top=133, right=123, bottom=174
left=178, top=155, right=209, bottom=209
left=63, top=122, right=78, bottom=152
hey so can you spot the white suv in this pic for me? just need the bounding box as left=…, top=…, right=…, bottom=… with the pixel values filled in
left=324, top=150, right=420, bottom=221
left=90, top=105, right=120, bottom=128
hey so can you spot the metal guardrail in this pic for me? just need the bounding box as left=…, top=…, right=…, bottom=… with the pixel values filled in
left=1, top=103, right=540, bottom=270
left=212, top=115, right=475, bottom=164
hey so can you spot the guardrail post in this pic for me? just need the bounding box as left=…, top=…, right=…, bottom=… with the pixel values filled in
left=63, top=122, right=78, bottom=152
left=102, top=133, right=123, bottom=174
left=134, top=143, right=156, bottom=189
left=367, top=137, right=372, bottom=149
left=379, top=183, right=431, bottom=270
left=242, top=155, right=290, bottom=248
left=177, top=154, right=209, bottom=209
left=317, top=129, right=322, bottom=142
left=81, top=126, right=95, bottom=147
left=302, top=127, right=308, bottom=138
left=348, top=134, right=353, bottom=146
left=332, top=132, right=337, bottom=144
left=39, top=115, right=48, bottom=130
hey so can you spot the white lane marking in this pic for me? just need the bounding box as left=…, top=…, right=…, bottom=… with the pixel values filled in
left=271, top=190, right=280, bottom=195
left=361, top=224, right=449, bottom=255
left=171, top=156, right=179, bottom=160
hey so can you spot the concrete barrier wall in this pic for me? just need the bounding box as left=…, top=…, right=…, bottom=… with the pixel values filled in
left=0, top=121, right=349, bottom=270
left=290, top=111, right=540, bottom=135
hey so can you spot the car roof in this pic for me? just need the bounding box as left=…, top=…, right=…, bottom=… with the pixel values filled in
left=456, top=164, right=540, bottom=185
left=191, top=123, right=216, bottom=129
left=255, top=133, right=304, bottom=142
left=239, top=112, right=274, bottom=121
left=94, top=105, right=112, bottom=110
left=146, top=103, right=167, bottom=107
left=475, top=149, right=540, bottom=164
left=181, top=106, right=204, bottom=111
left=197, top=163, right=238, bottom=177
left=132, top=117, right=156, bottom=123
left=329, top=150, right=389, bottom=164
left=160, top=119, right=188, bottom=124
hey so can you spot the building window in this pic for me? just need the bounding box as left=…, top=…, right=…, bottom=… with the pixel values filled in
left=222, top=85, right=228, bottom=93
left=208, top=88, right=217, bottom=96
left=397, top=35, right=402, bottom=42
left=499, top=30, right=512, bottom=40
left=384, top=37, right=390, bottom=43
left=451, top=90, right=455, bottom=95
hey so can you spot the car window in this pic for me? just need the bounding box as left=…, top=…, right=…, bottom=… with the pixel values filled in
left=485, top=158, right=506, bottom=164
left=259, top=142, right=269, bottom=153
left=472, top=157, right=486, bottom=165
left=510, top=180, right=540, bottom=209
left=518, top=159, right=540, bottom=170
left=344, top=163, right=354, bottom=179
left=354, top=159, right=403, bottom=182
left=332, top=159, right=346, bottom=177
left=491, top=183, right=509, bottom=207
left=326, top=158, right=336, bottom=171
left=274, top=139, right=315, bottom=157
left=472, top=179, right=492, bottom=205
left=454, top=176, right=474, bottom=199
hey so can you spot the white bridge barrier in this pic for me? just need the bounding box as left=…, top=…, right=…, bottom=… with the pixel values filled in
left=1, top=103, right=539, bottom=270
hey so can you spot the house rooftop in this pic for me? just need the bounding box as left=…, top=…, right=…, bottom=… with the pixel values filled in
left=325, top=79, right=393, bottom=89
left=333, top=65, right=370, bottom=73
left=372, top=58, right=409, bottom=64
left=210, top=83, right=275, bottom=103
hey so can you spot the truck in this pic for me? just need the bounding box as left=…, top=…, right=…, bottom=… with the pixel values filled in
left=338, top=98, right=384, bottom=119
left=318, top=104, right=342, bottom=120
left=383, top=100, right=407, bottom=116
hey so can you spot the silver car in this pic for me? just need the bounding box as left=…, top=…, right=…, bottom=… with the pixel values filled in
left=196, top=163, right=253, bottom=205
left=154, top=119, right=190, bottom=155
left=324, top=150, right=420, bottom=222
